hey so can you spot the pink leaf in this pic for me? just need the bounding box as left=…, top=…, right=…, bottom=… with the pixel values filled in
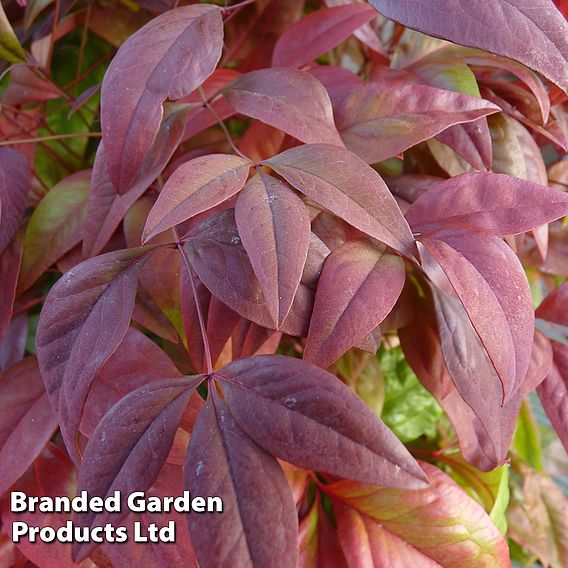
left=304, top=239, right=405, bottom=368
left=406, top=172, right=568, bottom=236
left=185, top=391, right=298, bottom=568
left=143, top=154, right=251, bottom=242
left=334, top=80, right=499, bottom=164
left=368, top=0, right=568, bottom=94
left=235, top=173, right=310, bottom=327
left=264, top=144, right=416, bottom=258
left=100, top=5, right=223, bottom=192
left=216, top=355, right=428, bottom=488
left=272, top=4, right=377, bottom=68
left=222, top=68, right=344, bottom=146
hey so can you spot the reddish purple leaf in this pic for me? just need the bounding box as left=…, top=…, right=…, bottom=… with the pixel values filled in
left=406, top=172, right=568, bottom=236
left=235, top=173, right=311, bottom=327
left=0, top=358, right=57, bottom=498
left=400, top=292, right=519, bottom=470
left=537, top=342, right=568, bottom=457
left=0, top=313, right=27, bottom=371
left=185, top=390, right=298, bottom=568
left=368, top=0, right=568, bottom=94
left=143, top=154, right=251, bottom=242
left=36, top=246, right=161, bottom=460
left=231, top=319, right=279, bottom=360
left=0, top=147, right=29, bottom=256
left=83, top=103, right=192, bottom=256
left=0, top=230, right=23, bottom=341
left=100, top=5, right=223, bottom=192
left=420, top=228, right=534, bottom=402
left=304, top=239, right=405, bottom=369
left=216, top=355, right=428, bottom=488
left=80, top=327, right=182, bottom=437
left=536, top=281, right=568, bottom=325
left=183, top=210, right=274, bottom=329
left=73, top=376, right=200, bottom=562
left=522, top=330, right=553, bottom=395
left=222, top=69, right=344, bottom=146
left=272, top=4, right=377, bottom=68
left=264, top=144, right=416, bottom=258
left=334, top=80, right=499, bottom=164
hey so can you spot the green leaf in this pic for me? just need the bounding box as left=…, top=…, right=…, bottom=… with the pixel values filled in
left=513, top=400, right=543, bottom=471
left=379, top=347, right=442, bottom=442
left=0, top=3, right=26, bottom=63
left=440, top=452, right=510, bottom=534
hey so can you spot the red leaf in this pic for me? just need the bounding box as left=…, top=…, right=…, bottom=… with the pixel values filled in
left=334, top=80, right=499, bottom=164
left=73, top=376, right=200, bottom=562
left=406, top=172, right=568, bottom=236
left=329, top=462, right=511, bottom=567
left=100, top=5, right=223, bottom=192
left=185, top=391, right=298, bottom=568
left=368, top=0, right=568, bottom=94
left=143, top=154, right=251, bottom=242
left=235, top=172, right=311, bottom=327
left=522, top=330, right=553, bottom=395
left=420, top=228, right=534, bottom=402
left=217, top=355, right=428, bottom=488
left=0, top=148, right=29, bottom=257
left=0, top=313, right=27, bottom=372
left=272, top=4, right=377, bottom=68
left=304, top=239, right=405, bottom=368
left=36, top=246, right=161, bottom=460
left=0, top=358, right=57, bottom=498
left=264, top=144, right=416, bottom=258
left=222, top=69, right=344, bottom=146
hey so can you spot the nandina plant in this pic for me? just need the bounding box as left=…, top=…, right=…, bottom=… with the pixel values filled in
left=1, top=0, right=568, bottom=566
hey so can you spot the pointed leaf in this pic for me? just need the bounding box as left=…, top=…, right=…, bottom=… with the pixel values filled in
left=272, top=4, right=376, bottom=68
left=0, top=3, right=26, bottom=62
left=183, top=210, right=274, bottom=328
left=304, top=239, right=405, bottom=368
left=36, top=246, right=160, bottom=459
left=264, top=144, right=416, bottom=258
left=235, top=173, right=310, bottom=327
left=223, top=69, right=344, bottom=146
left=420, top=228, right=534, bottom=402
left=335, top=80, right=499, bottom=164
left=72, top=376, right=199, bottom=562
left=0, top=358, right=57, bottom=498
left=185, top=391, right=298, bottom=568
left=144, top=154, right=251, bottom=242
left=101, top=5, right=223, bottom=192
left=0, top=148, right=29, bottom=256
left=18, top=171, right=90, bottom=293
left=330, top=462, right=511, bottom=567
left=368, top=0, right=568, bottom=94
left=0, top=230, right=23, bottom=341
left=217, top=355, right=428, bottom=488
left=406, top=172, right=568, bottom=236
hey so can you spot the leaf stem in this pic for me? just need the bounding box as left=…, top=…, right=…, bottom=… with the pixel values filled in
left=0, top=132, right=102, bottom=147
left=198, top=86, right=250, bottom=162
left=177, top=241, right=213, bottom=375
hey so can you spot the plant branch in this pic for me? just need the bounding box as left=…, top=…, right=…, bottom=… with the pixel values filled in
left=177, top=241, right=213, bottom=375
left=0, top=132, right=102, bottom=147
